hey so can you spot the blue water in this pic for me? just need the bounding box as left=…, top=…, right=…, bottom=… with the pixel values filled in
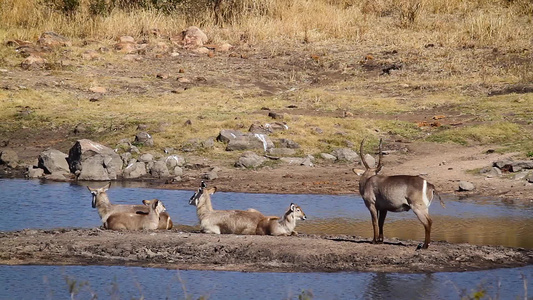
left=0, top=265, right=531, bottom=300
left=0, top=179, right=532, bottom=300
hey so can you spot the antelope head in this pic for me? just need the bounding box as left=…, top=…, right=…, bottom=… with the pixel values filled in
left=358, top=138, right=383, bottom=176
left=189, top=181, right=216, bottom=206
left=87, top=182, right=111, bottom=208
left=289, top=203, right=307, bottom=221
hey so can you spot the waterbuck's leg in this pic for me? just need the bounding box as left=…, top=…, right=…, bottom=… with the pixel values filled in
left=377, top=210, right=388, bottom=243
left=412, top=206, right=432, bottom=249
left=368, top=206, right=380, bottom=243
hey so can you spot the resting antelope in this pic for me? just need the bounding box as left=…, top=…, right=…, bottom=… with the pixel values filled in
left=105, top=199, right=166, bottom=230
left=188, top=182, right=265, bottom=235
left=256, top=203, right=307, bottom=236
left=87, top=183, right=173, bottom=230
left=356, top=139, right=445, bottom=249
left=142, top=199, right=173, bottom=230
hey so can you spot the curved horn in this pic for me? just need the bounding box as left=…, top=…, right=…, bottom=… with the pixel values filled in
left=359, top=138, right=370, bottom=169
left=376, top=138, right=383, bottom=172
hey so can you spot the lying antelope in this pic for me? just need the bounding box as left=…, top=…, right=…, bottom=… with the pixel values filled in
left=105, top=199, right=166, bottom=230
left=87, top=183, right=173, bottom=230
left=356, top=139, right=445, bottom=249
left=143, top=199, right=173, bottom=230
left=188, top=182, right=265, bottom=235
left=256, top=203, right=307, bottom=236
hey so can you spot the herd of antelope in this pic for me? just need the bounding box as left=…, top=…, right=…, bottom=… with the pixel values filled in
left=88, top=139, right=444, bottom=248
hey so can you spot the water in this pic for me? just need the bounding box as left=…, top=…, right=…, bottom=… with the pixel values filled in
left=0, top=179, right=532, bottom=299
left=1, top=179, right=532, bottom=248
left=0, top=265, right=531, bottom=300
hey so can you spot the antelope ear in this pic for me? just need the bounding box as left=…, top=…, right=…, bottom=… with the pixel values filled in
left=376, top=165, right=384, bottom=174
left=211, top=187, right=217, bottom=194
left=290, top=203, right=296, bottom=211
left=353, top=168, right=364, bottom=176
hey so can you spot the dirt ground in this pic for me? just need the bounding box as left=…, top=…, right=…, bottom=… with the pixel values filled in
left=1, top=228, right=531, bottom=273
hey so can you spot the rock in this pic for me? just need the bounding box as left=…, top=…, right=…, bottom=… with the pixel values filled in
left=27, top=166, right=44, bottom=178
left=165, top=155, right=185, bottom=168
left=217, top=129, right=245, bottom=143
left=121, top=152, right=132, bottom=167
left=217, top=43, right=233, bottom=52
left=479, top=166, right=501, bottom=177
left=44, top=172, right=70, bottom=181
left=38, top=149, right=69, bottom=174
left=320, top=153, right=337, bottom=161
left=493, top=159, right=513, bottom=169
left=181, top=138, right=203, bottom=152
left=181, top=26, right=208, bottom=48
left=268, top=111, right=283, bottom=119
left=301, top=155, right=314, bottom=167
left=73, top=123, right=87, bottom=135
left=331, top=148, right=360, bottom=162
left=276, top=138, right=300, bottom=149
left=267, top=148, right=296, bottom=156
left=280, top=157, right=306, bottom=165
left=119, top=36, right=135, bottom=43
left=249, top=123, right=271, bottom=134
left=203, top=168, right=219, bottom=180
left=0, top=149, right=19, bottom=168
left=134, top=132, right=154, bottom=147
left=509, top=161, right=533, bottom=172
left=114, top=42, right=137, bottom=53
left=123, top=162, right=147, bottom=179
left=173, top=166, right=183, bottom=176
left=67, top=139, right=123, bottom=180
left=21, top=55, right=46, bottom=70
left=192, top=47, right=210, bottom=54
left=81, top=50, right=99, bottom=60
left=363, top=154, right=376, bottom=168
left=139, top=153, right=154, bottom=163
left=37, top=32, right=71, bottom=47
left=150, top=160, right=170, bottom=178
left=235, top=151, right=266, bottom=168
left=527, top=172, right=533, bottom=183
left=226, top=134, right=273, bottom=151
left=514, top=171, right=529, bottom=181
left=267, top=122, right=289, bottom=131
left=458, top=181, right=475, bottom=191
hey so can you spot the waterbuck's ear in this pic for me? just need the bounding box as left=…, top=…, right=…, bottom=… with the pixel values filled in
left=211, top=187, right=217, bottom=194
left=104, top=182, right=111, bottom=191
left=376, top=165, right=384, bottom=174
left=353, top=168, right=364, bottom=176
left=290, top=203, right=296, bottom=211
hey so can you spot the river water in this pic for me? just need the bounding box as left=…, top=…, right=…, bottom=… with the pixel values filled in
left=0, top=179, right=531, bottom=299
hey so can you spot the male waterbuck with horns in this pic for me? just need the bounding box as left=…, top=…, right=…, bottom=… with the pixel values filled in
left=356, top=139, right=445, bottom=249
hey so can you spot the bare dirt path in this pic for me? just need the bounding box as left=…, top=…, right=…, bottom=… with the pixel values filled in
left=1, top=228, right=531, bottom=273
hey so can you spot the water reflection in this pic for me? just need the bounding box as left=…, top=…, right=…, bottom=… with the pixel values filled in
left=0, top=179, right=532, bottom=248
left=0, top=265, right=531, bottom=300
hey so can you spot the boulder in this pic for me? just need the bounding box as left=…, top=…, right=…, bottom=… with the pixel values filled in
left=139, top=153, right=154, bottom=163
left=0, top=149, right=19, bottom=168
left=217, top=129, right=245, bottom=143
left=235, top=151, right=266, bottom=168
left=27, top=167, right=44, bottom=178
left=150, top=160, right=170, bottom=178
left=363, top=154, right=376, bottom=168
left=166, top=155, right=185, bottom=168
left=21, top=55, right=46, bottom=70
left=38, top=149, right=69, bottom=174
left=276, top=138, right=300, bottom=149
left=320, top=153, right=337, bottom=161
left=134, top=132, right=154, bottom=147
left=226, top=134, right=273, bottom=151
left=68, top=139, right=123, bottom=180
left=123, top=162, right=147, bottom=179
left=479, top=166, right=501, bottom=177
left=267, top=148, right=296, bottom=156
left=331, top=148, right=360, bottom=162
left=301, top=155, right=314, bottom=167
left=181, top=26, right=208, bottom=48
left=37, top=32, right=72, bottom=47
left=458, top=181, right=475, bottom=191
left=173, top=166, right=183, bottom=176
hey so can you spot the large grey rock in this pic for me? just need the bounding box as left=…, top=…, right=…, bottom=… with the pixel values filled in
left=320, top=153, right=337, bottom=161
left=38, top=149, right=69, bottom=174
left=280, top=157, right=306, bottom=165
left=301, top=155, right=314, bottom=167
left=479, top=166, right=501, bottom=178
left=363, top=154, right=376, bottom=168
left=235, top=151, right=266, bottom=168
left=139, top=153, right=154, bottom=163
left=123, top=162, right=147, bottom=179
left=0, top=149, right=19, bottom=168
left=173, top=166, right=183, bottom=176
left=68, top=139, right=123, bottom=180
left=226, top=134, right=273, bottom=151
left=150, top=160, right=170, bottom=178
left=458, top=181, right=475, bottom=191
left=331, top=148, right=360, bottom=162
left=134, top=132, right=154, bottom=147
left=217, top=129, right=244, bottom=143
left=493, top=159, right=514, bottom=169
left=77, top=155, right=111, bottom=180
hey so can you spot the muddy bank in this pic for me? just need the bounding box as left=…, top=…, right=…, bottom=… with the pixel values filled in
left=1, top=228, right=531, bottom=273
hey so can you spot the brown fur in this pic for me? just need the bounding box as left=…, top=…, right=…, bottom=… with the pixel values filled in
left=105, top=199, right=165, bottom=230
left=142, top=199, right=173, bottom=229
left=189, top=183, right=265, bottom=235
left=356, top=139, right=444, bottom=249
left=256, top=203, right=306, bottom=236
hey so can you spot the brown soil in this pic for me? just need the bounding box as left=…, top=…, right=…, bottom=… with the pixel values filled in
left=1, top=228, right=531, bottom=273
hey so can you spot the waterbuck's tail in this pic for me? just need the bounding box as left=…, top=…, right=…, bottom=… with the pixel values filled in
left=434, top=190, right=445, bottom=208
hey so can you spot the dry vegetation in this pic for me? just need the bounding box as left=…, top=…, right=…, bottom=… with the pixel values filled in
left=0, top=0, right=532, bottom=161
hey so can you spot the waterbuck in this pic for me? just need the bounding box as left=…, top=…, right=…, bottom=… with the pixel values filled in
left=105, top=199, right=166, bottom=231
left=356, top=139, right=444, bottom=249
left=88, top=183, right=173, bottom=230
left=256, top=203, right=307, bottom=236
left=188, top=182, right=266, bottom=235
